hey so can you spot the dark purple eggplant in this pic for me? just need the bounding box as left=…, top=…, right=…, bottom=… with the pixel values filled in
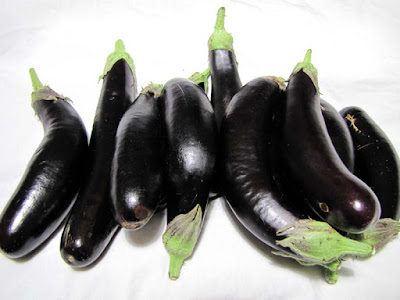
left=161, top=78, right=217, bottom=280
left=110, top=84, right=164, bottom=230
left=221, top=76, right=373, bottom=283
left=341, top=106, right=400, bottom=219
left=339, top=106, right=400, bottom=252
left=282, top=50, right=380, bottom=233
left=60, top=40, right=136, bottom=268
left=0, top=69, right=88, bottom=259
left=321, top=99, right=354, bottom=171
left=208, top=7, right=242, bottom=129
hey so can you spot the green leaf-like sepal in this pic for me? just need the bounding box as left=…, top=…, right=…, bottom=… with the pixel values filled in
left=352, top=218, right=400, bottom=252
left=208, top=7, right=234, bottom=53
left=273, top=220, right=374, bottom=268
left=189, top=68, right=211, bottom=94
left=290, top=49, right=319, bottom=93
left=29, top=68, right=70, bottom=107
left=162, top=204, right=203, bottom=280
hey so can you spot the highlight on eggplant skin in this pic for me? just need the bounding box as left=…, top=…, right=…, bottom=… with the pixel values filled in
left=110, top=85, right=164, bottom=230
left=0, top=68, right=88, bottom=259
left=282, top=51, right=381, bottom=234
left=341, top=106, right=400, bottom=220
left=60, top=40, right=136, bottom=268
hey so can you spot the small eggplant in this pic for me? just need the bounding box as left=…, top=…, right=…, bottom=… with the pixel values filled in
left=0, top=69, right=88, bottom=258
left=161, top=78, right=217, bottom=280
left=282, top=50, right=380, bottom=233
left=221, top=76, right=373, bottom=282
left=60, top=40, right=136, bottom=268
left=110, top=84, right=164, bottom=230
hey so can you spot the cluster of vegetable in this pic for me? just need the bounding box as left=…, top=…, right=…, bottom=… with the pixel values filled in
left=0, top=7, right=399, bottom=285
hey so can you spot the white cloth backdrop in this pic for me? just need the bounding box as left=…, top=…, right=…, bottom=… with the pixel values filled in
left=0, top=0, right=399, bottom=299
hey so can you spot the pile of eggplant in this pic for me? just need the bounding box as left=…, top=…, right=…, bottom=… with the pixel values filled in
left=0, top=7, right=399, bottom=284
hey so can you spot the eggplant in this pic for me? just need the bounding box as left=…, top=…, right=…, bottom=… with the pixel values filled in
left=221, top=76, right=374, bottom=283
left=320, top=99, right=354, bottom=171
left=60, top=40, right=136, bottom=268
left=208, top=7, right=242, bottom=129
left=161, top=78, right=217, bottom=280
left=340, top=106, right=400, bottom=219
left=340, top=106, right=400, bottom=252
left=110, top=84, right=164, bottom=230
left=0, top=69, right=88, bottom=258
left=282, top=50, right=380, bottom=233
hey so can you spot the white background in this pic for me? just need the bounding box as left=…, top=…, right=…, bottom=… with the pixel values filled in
left=1, top=0, right=400, bottom=299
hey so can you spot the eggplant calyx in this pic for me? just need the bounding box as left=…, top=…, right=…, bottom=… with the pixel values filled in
left=290, top=49, right=319, bottom=94
left=208, top=7, right=234, bottom=53
left=263, top=76, right=287, bottom=91
left=350, top=218, right=400, bottom=252
left=140, top=83, right=164, bottom=99
left=189, top=68, right=211, bottom=94
left=162, top=204, right=203, bottom=280
left=29, top=68, right=71, bottom=106
left=99, top=39, right=136, bottom=85
left=273, top=219, right=374, bottom=270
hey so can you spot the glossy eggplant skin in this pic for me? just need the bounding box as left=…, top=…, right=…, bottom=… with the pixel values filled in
left=221, top=77, right=311, bottom=249
left=320, top=99, right=355, bottom=171
left=111, top=92, right=163, bottom=229
left=162, top=78, right=217, bottom=223
left=283, top=71, right=380, bottom=233
left=60, top=59, right=135, bottom=267
left=341, top=106, right=400, bottom=220
left=209, top=49, right=242, bottom=129
left=0, top=99, right=88, bottom=258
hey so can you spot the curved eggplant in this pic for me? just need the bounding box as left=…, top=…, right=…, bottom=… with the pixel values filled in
left=161, top=78, right=217, bottom=280
left=282, top=50, right=380, bottom=233
left=110, top=84, right=164, bottom=230
left=0, top=69, right=88, bottom=258
left=340, top=106, right=400, bottom=219
left=60, top=40, right=136, bottom=268
left=221, top=76, right=374, bottom=282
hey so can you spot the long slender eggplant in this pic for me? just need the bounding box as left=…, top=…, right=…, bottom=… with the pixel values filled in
left=208, top=7, right=242, bottom=129
left=221, top=76, right=373, bottom=283
left=340, top=106, right=400, bottom=251
left=60, top=40, right=136, bottom=268
left=110, top=84, right=164, bottom=230
left=321, top=99, right=354, bottom=171
left=282, top=50, right=380, bottom=233
left=0, top=69, right=88, bottom=258
left=161, top=78, right=217, bottom=280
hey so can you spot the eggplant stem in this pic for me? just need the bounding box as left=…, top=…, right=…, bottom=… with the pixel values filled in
left=189, top=68, right=211, bottom=94
left=208, top=7, right=234, bottom=52
left=290, top=49, right=319, bottom=93
left=29, top=68, right=43, bottom=91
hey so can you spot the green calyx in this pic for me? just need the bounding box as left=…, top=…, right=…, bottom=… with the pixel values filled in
left=208, top=7, right=234, bottom=53
left=350, top=218, right=400, bottom=252
left=29, top=68, right=70, bottom=106
left=263, top=76, right=287, bottom=91
left=141, top=83, right=164, bottom=98
left=99, top=39, right=136, bottom=81
left=272, top=219, right=375, bottom=282
left=290, top=49, right=319, bottom=93
left=189, top=68, right=211, bottom=94
left=162, top=204, right=203, bottom=280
